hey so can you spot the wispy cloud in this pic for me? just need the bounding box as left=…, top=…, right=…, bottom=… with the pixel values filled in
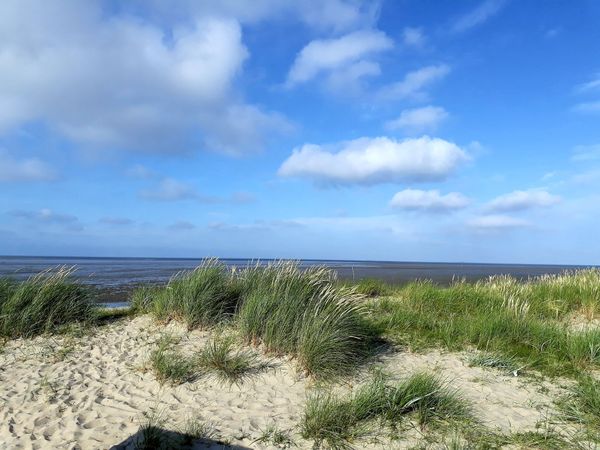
left=402, top=27, right=426, bottom=48
left=99, top=217, right=134, bottom=226
left=572, top=101, right=600, bottom=114
left=571, top=144, right=600, bottom=162
left=451, top=0, right=507, bottom=34
left=385, top=106, right=448, bottom=133
left=10, top=208, right=83, bottom=231
left=0, top=151, right=58, bottom=183
left=390, top=189, right=470, bottom=213
left=486, top=189, right=560, bottom=212
left=139, top=178, right=257, bottom=204
left=168, top=221, right=196, bottom=231
left=378, top=64, right=450, bottom=101
left=468, top=214, right=530, bottom=230
left=286, top=29, right=393, bottom=93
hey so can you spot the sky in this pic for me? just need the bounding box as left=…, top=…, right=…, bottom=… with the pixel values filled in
left=1, top=0, right=600, bottom=264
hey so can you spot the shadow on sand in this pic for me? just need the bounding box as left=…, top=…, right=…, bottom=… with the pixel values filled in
left=109, top=427, right=252, bottom=450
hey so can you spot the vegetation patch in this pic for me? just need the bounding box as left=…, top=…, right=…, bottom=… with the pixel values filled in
left=197, top=336, right=269, bottom=384
left=301, top=371, right=469, bottom=449
left=0, top=267, right=95, bottom=338
left=149, top=335, right=198, bottom=385
left=368, top=273, right=600, bottom=377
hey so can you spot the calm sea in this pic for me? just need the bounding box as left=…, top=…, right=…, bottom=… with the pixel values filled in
left=0, top=256, right=593, bottom=304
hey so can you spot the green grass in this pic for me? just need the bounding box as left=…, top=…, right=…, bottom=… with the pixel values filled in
left=149, top=335, right=198, bottom=385
left=151, top=259, right=239, bottom=329
left=301, top=371, right=469, bottom=449
left=197, top=336, right=268, bottom=384
left=468, top=352, right=522, bottom=375
left=353, top=278, right=390, bottom=297
left=558, top=375, right=600, bottom=441
left=237, top=262, right=372, bottom=378
left=255, top=423, right=295, bottom=448
left=368, top=275, right=600, bottom=377
left=0, top=267, right=96, bottom=338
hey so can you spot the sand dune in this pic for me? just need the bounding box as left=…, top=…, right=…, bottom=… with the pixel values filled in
left=0, top=316, right=577, bottom=449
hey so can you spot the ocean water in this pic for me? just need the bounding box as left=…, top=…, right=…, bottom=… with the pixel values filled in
left=0, top=256, right=593, bottom=303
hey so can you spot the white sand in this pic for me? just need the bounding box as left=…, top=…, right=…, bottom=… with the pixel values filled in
left=0, top=316, right=575, bottom=449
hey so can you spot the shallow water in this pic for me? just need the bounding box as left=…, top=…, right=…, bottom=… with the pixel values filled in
left=0, top=256, right=593, bottom=303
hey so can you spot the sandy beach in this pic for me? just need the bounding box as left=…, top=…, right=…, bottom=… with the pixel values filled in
left=0, top=314, right=586, bottom=449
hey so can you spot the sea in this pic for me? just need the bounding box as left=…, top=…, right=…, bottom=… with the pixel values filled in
left=0, top=256, right=594, bottom=305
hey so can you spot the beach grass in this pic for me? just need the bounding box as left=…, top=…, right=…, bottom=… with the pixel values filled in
left=0, top=267, right=95, bottom=338
left=353, top=278, right=390, bottom=297
left=301, top=371, right=469, bottom=449
left=149, top=335, right=198, bottom=385
left=558, top=375, right=600, bottom=440
left=368, top=274, right=600, bottom=377
left=197, top=336, right=267, bottom=384
left=150, top=259, right=239, bottom=329
left=236, top=262, right=372, bottom=378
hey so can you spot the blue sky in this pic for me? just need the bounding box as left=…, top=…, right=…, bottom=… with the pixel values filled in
left=1, top=0, right=600, bottom=263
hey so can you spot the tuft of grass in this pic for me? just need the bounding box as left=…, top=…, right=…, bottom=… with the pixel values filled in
left=149, top=335, right=198, bottom=385
left=141, top=259, right=240, bottom=329
left=180, top=416, right=218, bottom=446
left=197, top=336, right=267, bottom=384
left=237, top=262, right=372, bottom=378
left=301, top=371, right=469, bottom=449
left=354, top=278, right=389, bottom=297
left=131, top=285, right=164, bottom=314
left=255, top=423, right=295, bottom=448
left=558, top=375, right=600, bottom=439
left=0, top=267, right=95, bottom=338
left=468, top=352, right=522, bottom=375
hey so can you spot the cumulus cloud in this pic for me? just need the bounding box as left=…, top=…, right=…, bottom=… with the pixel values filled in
left=468, top=214, right=530, bottom=230
left=385, top=106, right=448, bottom=133
left=0, top=151, right=58, bottom=182
left=486, top=189, right=561, bottom=212
left=378, top=65, right=450, bottom=101
left=0, top=1, right=288, bottom=155
left=451, top=0, right=507, bottom=34
left=286, top=30, right=393, bottom=87
left=390, top=189, right=469, bottom=212
left=278, top=136, right=468, bottom=186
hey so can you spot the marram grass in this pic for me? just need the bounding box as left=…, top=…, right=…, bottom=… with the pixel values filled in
left=301, top=371, right=469, bottom=449
left=0, top=267, right=95, bottom=338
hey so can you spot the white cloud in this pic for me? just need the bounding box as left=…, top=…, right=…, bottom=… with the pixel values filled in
left=385, top=106, right=448, bottom=133
left=278, top=136, right=468, bottom=185
left=572, top=144, right=600, bottom=162
left=133, top=0, right=380, bottom=34
left=286, top=29, right=393, bottom=86
left=576, top=73, right=600, bottom=93
left=139, top=178, right=214, bottom=202
left=451, top=0, right=507, bottom=34
left=139, top=178, right=256, bottom=203
left=390, top=189, right=469, bottom=212
left=0, top=151, right=58, bottom=182
left=378, top=65, right=450, bottom=101
left=10, top=208, right=83, bottom=231
left=468, top=214, right=530, bottom=230
left=402, top=27, right=426, bottom=48
left=0, top=1, right=288, bottom=155
left=486, top=189, right=561, bottom=212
